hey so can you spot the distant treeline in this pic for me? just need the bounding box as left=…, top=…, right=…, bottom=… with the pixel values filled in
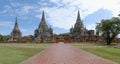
left=0, top=34, right=10, bottom=42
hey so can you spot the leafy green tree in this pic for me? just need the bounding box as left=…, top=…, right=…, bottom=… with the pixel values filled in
left=59, top=33, right=69, bottom=36
left=0, top=34, right=4, bottom=42
left=96, top=17, right=120, bottom=45
left=53, top=34, right=59, bottom=37
left=0, top=34, right=10, bottom=42
left=3, top=35, right=10, bottom=41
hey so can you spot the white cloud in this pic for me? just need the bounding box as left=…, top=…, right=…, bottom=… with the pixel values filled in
left=0, top=5, right=11, bottom=14
left=50, top=0, right=62, bottom=6
left=46, top=7, right=76, bottom=29
left=21, top=28, right=28, bottom=32
left=86, top=24, right=96, bottom=30
left=2, top=0, right=120, bottom=34
left=37, top=0, right=120, bottom=30
left=23, top=6, right=33, bottom=13
left=10, top=2, right=21, bottom=7
left=0, top=22, right=13, bottom=27
left=20, top=28, right=34, bottom=36
left=17, top=6, right=34, bottom=16
left=9, top=0, right=35, bottom=16
left=38, top=1, right=48, bottom=6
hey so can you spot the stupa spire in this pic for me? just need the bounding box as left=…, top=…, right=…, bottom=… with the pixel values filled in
left=39, top=10, right=47, bottom=28
left=41, top=10, right=45, bottom=22
left=76, top=10, right=82, bottom=22
left=14, top=17, right=19, bottom=30
left=9, top=17, right=22, bottom=41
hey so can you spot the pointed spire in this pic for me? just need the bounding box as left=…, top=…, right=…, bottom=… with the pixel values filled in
left=14, top=17, right=19, bottom=29
left=10, top=17, right=22, bottom=41
left=39, top=10, right=46, bottom=27
left=41, top=10, right=45, bottom=22
left=39, top=10, right=48, bottom=28
left=76, top=10, right=82, bottom=22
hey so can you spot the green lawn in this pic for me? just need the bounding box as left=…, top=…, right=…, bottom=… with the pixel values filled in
left=82, top=48, right=120, bottom=64
left=0, top=43, right=47, bottom=64
left=72, top=43, right=120, bottom=63
left=0, top=43, right=119, bottom=64
left=0, top=43, right=52, bottom=47
left=71, top=43, right=118, bottom=46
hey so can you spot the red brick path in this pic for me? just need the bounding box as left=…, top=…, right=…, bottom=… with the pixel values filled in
left=21, top=42, right=117, bottom=64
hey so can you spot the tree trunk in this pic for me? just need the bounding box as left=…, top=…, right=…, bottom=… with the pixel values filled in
left=106, top=30, right=111, bottom=45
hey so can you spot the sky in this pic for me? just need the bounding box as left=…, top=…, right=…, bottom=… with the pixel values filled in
left=0, top=0, right=120, bottom=36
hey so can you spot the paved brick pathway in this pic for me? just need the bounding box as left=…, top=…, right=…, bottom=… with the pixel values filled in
left=21, top=42, right=117, bottom=64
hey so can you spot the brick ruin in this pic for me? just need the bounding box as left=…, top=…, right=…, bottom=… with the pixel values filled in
left=7, top=10, right=119, bottom=43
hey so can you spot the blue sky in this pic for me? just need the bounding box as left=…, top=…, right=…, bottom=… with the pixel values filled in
left=0, top=0, right=120, bottom=36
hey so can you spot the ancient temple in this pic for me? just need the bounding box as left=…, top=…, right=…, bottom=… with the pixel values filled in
left=34, top=11, right=53, bottom=42
left=70, top=10, right=88, bottom=41
left=9, top=17, right=22, bottom=41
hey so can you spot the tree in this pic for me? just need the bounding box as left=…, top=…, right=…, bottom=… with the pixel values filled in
left=96, top=17, right=120, bottom=45
left=3, top=35, right=10, bottom=41
left=0, top=34, right=4, bottom=42
left=59, top=33, right=69, bottom=36
left=0, top=34, right=10, bottom=42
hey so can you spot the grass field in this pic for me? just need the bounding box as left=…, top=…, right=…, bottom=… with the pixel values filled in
left=71, top=42, right=118, bottom=46
left=0, top=43, right=52, bottom=64
left=71, top=43, right=120, bottom=64
left=82, top=47, right=120, bottom=64
left=0, top=43, right=119, bottom=64
left=0, top=43, right=52, bottom=47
